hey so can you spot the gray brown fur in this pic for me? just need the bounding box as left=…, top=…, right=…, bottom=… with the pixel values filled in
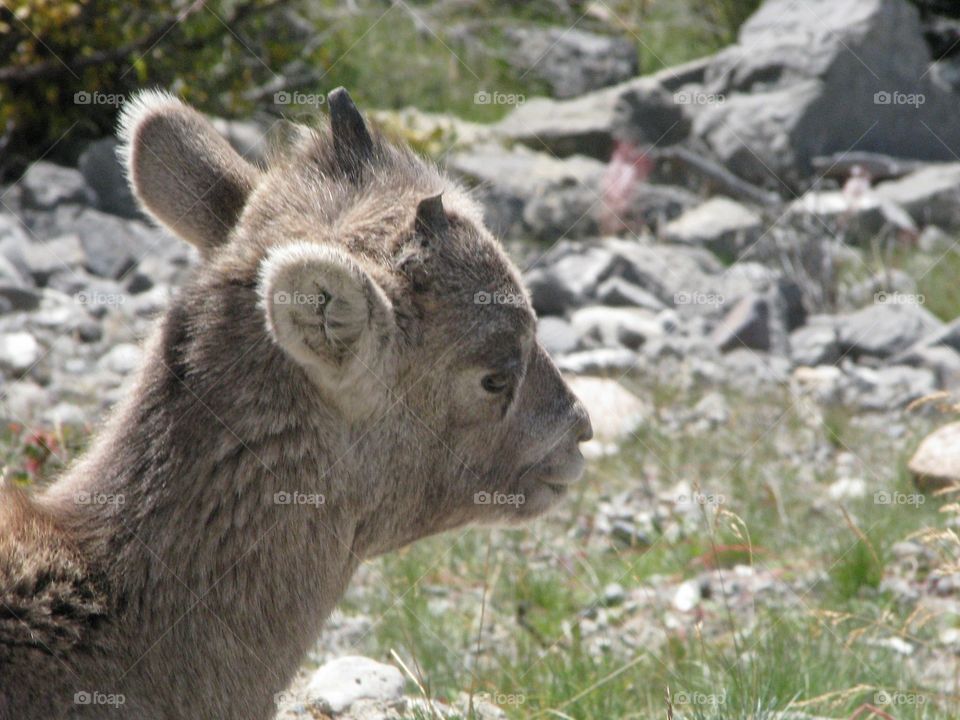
left=0, top=88, right=591, bottom=719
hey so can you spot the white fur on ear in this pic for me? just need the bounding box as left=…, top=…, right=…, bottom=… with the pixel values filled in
left=116, top=89, right=258, bottom=256
left=259, top=242, right=395, bottom=378
left=115, top=89, right=186, bottom=177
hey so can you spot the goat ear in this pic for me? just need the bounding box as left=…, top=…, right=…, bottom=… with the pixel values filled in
left=118, top=90, right=259, bottom=257
left=260, top=242, right=394, bottom=378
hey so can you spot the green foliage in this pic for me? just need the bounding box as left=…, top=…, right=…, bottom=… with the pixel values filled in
left=0, top=0, right=764, bottom=179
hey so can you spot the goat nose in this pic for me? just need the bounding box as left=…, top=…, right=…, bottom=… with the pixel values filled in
left=574, top=403, right=593, bottom=443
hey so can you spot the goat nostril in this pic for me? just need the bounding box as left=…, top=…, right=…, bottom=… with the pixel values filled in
left=576, top=411, right=593, bottom=443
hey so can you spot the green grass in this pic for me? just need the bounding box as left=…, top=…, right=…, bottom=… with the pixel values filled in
left=345, top=382, right=959, bottom=719
left=5, top=378, right=956, bottom=718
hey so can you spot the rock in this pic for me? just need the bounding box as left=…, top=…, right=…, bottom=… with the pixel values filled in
left=78, top=137, right=141, bottom=218
left=792, top=365, right=846, bottom=404
left=892, top=344, right=960, bottom=389
left=43, top=402, right=88, bottom=427
left=849, top=364, right=937, bottom=411
left=446, top=145, right=604, bottom=238
left=570, top=306, right=670, bottom=351
left=496, top=84, right=623, bottom=159
left=524, top=245, right=617, bottom=315
left=0, top=285, right=41, bottom=314
left=693, top=0, right=960, bottom=188
left=789, top=319, right=841, bottom=367
left=555, top=348, right=639, bottom=375
left=0, top=332, right=42, bottom=375
left=72, top=209, right=152, bottom=279
left=909, top=422, right=960, bottom=491
left=786, top=190, right=916, bottom=245
left=98, top=343, right=142, bottom=375
left=522, top=181, right=599, bottom=241
left=594, top=277, right=665, bottom=311
left=503, top=27, right=637, bottom=99
left=611, top=183, right=699, bottom=234
left=827, top=476, right=867, bottom=500
left=874, top=163, right=960, bottom=230
left=0, top=252, right=26, bottom=286
left=7, top=234, right=86, bottom=285
left=0, top=380, right=49, bottom=421
left=209, top=117, right=271, bottom=164
left=19, top=161, right=92, bottom=209
left=711, top=293, right=770, bottom=352
left=611, top=76, right=691, bottom=147
left=563, top=376, right=650, bottom=455
left=836, top=303, right=943, bottom=360
left=537, top=316, right=580, bottom=357
left=303, top=656, right=405, bottom=715
left=663, top=196, right=762, bottom=259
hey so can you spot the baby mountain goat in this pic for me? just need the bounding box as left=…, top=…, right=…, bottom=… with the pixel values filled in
left=0, top=89, right=592, bottom=719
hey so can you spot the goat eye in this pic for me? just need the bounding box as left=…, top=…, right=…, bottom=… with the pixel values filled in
left=481, top=372, right=509, bottom=394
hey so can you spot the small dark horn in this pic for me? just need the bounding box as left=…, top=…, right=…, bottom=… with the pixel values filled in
left=416, top=193, right=448, bottom=240
left=328, top=87, right=373, bottom=175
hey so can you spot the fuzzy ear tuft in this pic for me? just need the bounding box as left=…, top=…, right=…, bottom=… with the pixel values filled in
left=260, top=242, right=395, bottom=381
left=117, top=90, right=259, bottom=256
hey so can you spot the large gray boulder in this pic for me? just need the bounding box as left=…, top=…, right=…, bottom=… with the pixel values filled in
left=78, top=138, right=141, bottom=219
left=496, top=60, right=707, bottom=160
left=835, top=302, right=944, bottom=359
left=446, top=145, right=604, bottom=239
left=503, top=27, right=637, bottom=99
left=874, top=163, right=960, bottom=230
left=693, top=0, right=960, bottom=188
left=663, top=196, right=763, bottom=259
